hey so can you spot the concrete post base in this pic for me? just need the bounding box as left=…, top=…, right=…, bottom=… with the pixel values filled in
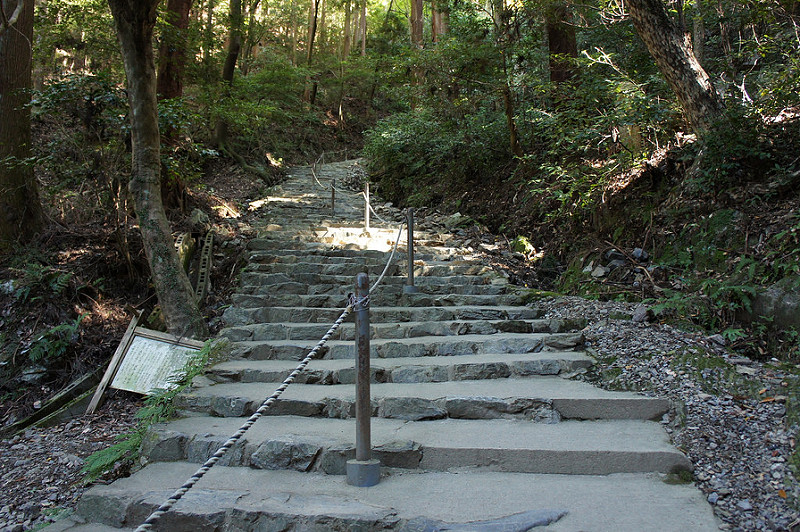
left=403, top=285, right=419, bottom=294
left=346, top=459, right=381, bottom=487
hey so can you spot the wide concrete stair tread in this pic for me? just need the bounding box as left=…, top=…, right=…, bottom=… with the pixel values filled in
left=144, top=415, right=690, bottom=474
left=209, top=351, right=593, bottom=383
left=223, top=304, right=546, bottom=326
left=73, top=463, right=718, bottom=532
left=232, top=331, right=584, bottom=360
left=177, top=377, right=669, bottom=421
left=221, top=317, right=582, bottom=341
left=230, top=291, right=525, bottom=309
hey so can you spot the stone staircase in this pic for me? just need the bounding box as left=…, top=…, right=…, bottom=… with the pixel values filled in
left=60, top=161, right=719, bottom=531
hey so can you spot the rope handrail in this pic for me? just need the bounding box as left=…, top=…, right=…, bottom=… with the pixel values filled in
left=133, top=218, right=407, bottom=532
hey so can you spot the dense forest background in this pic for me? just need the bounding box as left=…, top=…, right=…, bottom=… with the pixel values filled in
left=1, top=0, right=800, bottom=425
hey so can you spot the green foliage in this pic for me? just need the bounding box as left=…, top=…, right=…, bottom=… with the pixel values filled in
left=81, top=340, right=221, bottom=483
left=510, top=236, right=535, bottom=255
left=364, top=107, right=513, bottom=208
left=13, top=264, right=74, bottom=303
left=24, top=315, right=86, bottom=364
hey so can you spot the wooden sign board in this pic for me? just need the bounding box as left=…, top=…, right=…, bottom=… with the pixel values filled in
left=111, top=328, right=205, bottom=395
left=86, top=312, right=205, bottom=414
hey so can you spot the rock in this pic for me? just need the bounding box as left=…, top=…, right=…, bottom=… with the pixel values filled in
left=604, top=249, right=626, bottom=262
left=250, top=440, right=322, bottom=472
left=591, top=266, right=609, bottom=278
left=743, top=277, right=800, bottom=330
left=708, top=492, right=719, bottom=505
left=736, top=500, right=753, bottom=511
left=632, top=248, right=649, bottom=262
left=632, top=305, right=650, bottom=323
left=374, top=440, right=422, bottom=469
left=708, top=334, right=727, bottom=346
left=379, top=397, right=447, bottom=421
left=190, top=208, right=211, bottom=229
left=607, top=259, right=627, bottom=271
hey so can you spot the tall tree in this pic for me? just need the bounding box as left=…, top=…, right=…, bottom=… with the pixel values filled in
left=342, top=0, right=352, bottom=56
left=410, top=0, right=422, bottom=48
left=0, top=0, right=43, bottom=251
left=157, top=0, right=194, bottom=100
left=431, top=0, right=448, bottom=42
left=546, top=2, right=577, bottom=83
left=214, top=0, right=243, bottom=147
left=107, top=0, right=208, bottom=339
left=626, top=0, right=725, bottom=133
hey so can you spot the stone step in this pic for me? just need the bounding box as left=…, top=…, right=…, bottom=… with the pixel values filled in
left=231, top=332, right=584, bottom=360
left=247, top=239, right=464, bottom=258
left=230, top=292, right=526, bottom=309
left=176, top=377, right=669, bottom=421
left=220, top=317, right=586, bottom=342
left=222, top=304, right=546, bottom=326
left=142, top=416, right=690, bottom=475
left=72, top=464, right=718, bottom=532
left=209, top=351, right=593, bottom=384
left=238, top=280, right=510, bottom=297
left=242, top=261, right=493, bottom=277
left=240, top=271, right=504, bottom=288
left=248, top=247, right=462, bottom=262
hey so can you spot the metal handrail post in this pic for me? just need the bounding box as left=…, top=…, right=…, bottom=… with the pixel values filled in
left=404, top=208, right=418, bottom=293
left=346, top=272, right=380, bottom=486
left=331, top=178, right=336, bottom=215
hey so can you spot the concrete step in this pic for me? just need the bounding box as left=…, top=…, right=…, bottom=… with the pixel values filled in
left=238, top=281, right=510, bottom=297
left=248, top=247, right=462, bottom=262
left=239, top=271, right=506, bottom=288
left=230, top=292, right=526, bottom=309
left=222, top=304, right=546, bottom=326
left=231, top=331, right=584, bottom=360
left=176, top=377, right=669, bottom=421
left=142, top=416, right=690, bottom=475
left=220, top=317, right=586, bottom=341
left=72, top=463, right=718, bottom=532
left=242, top=261, right=493, bottom=277
left=208, top=351, right=594, bottom=384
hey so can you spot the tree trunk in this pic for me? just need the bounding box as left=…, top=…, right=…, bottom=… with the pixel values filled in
left=410, top=0, right=423, bottom=48
left=290, top=0, right=298, bottom=64
left=306, top=0, right=319, bottom=65
left=358, top=0, right=366, bottom=55
left=342, top=0, right=351, bottom=57
left=241, top=0, right=261, bottom=76
left=431, top=0, right=448, bottom=42
left=203, top=0, right=215, bottom=77
left=107, top=0, right=208, bottom=339
left=627, top=0, right=724, bottom=133
left=0, top=0, right=43, bottom=251
left=546, top=3, right=577, bottom=83
left=214, top=0, right=243, bottom=148
left=156, top=0, right=193, bottom=100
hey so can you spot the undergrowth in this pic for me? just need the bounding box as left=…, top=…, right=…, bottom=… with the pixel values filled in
left=81, top=340, right=226, bottom=482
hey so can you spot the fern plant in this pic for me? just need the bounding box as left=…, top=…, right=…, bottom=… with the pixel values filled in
left=81, top=340, right=218, bottom=482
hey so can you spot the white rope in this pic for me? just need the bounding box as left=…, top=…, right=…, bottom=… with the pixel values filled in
left=133, top=305, right=353, bottom=531
left=133, top=217, right=408, bottom=531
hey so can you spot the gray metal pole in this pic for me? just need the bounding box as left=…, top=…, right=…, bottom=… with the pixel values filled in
left=331, top=178, right=336, bottom=215
left=364, top=182, right=370, bottom=231
left=346, top=272, right=380, bottom=486
left=404, top=208, right=418, bottom=293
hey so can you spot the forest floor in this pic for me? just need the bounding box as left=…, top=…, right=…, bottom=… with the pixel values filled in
left=1, top=157, right=799, bottom=531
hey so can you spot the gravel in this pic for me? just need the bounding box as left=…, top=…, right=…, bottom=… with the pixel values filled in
left=536, top=295, right=800, bottom=532
left=0, top=396, right=140, bottom=531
